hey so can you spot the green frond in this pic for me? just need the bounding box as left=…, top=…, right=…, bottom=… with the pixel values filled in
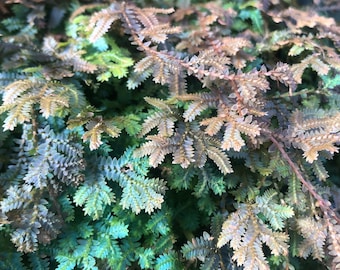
left=86, top=38, right=134, bottom=80
left=155, top=251, right=180, bottom=270
left=101, top=148, right=167, bottom=214
left=74, top=176, right=115, bottom=220
left=269, top=152, right=292, bottom=180
left=1, top=17, right=25, bottom=32
left=55, top=255, right=77, bottom=270
left=152, top=234, right=174, bottom=255
left=28, top=253, right=50, bottom=270
left=113, top=114, right=141, bottom=136
left=312, top=159, right=329, bottom=181
left=0, top=72, right=26, bottom=86
left=256, top=189, right=294, bottom=230
left=90, top=235, right=122, bottom=260
left=0, top=252, right=26, bottom=270
left=239, top=8, right=264, bottom=34
left=287, top=175, right=306, bottom=210
left=321, top=74, right=340, bottom=89
left=181, top=232, right=214, bottom=261
left=58, top=194, right=75, bottom=223
left=100, top=215, right=129, bottom=239
left=146, top=210, right=171, bottom=236
left=137, top=247, right=156, bottom=269
left=168, top=165, right=196, bottom=190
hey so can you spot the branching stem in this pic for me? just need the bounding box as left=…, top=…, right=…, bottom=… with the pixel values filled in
left=269, top=135, right=340, bottom=223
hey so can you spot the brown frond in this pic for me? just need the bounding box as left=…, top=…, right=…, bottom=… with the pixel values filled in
left=222, top=123, right=245, bottom=151
left=206, top=146, right=233, bottom=174
left=88, top=3, right=120, bottom=43
left=219, top=37, right=252, bottom=56
left=269, top=7, right=335, bottom=30
left=200, top=117, right=224, bottom=136
left=325, top=215, right=340, bottom=269
left=172, top=136, right=195, bottom=168
left=183, top=101, right=209, bottom=122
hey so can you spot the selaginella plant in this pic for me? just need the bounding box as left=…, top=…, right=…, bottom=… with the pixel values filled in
left=0, top=0, right=339, bottom=269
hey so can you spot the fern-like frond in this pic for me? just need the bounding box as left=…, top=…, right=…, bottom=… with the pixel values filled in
left=269, top=7, right=335, bottom=31
left=0, top=79, right=85, bottom=130
left=88, top=4, right=120, bottom=43
left=292, top=54, right=330, bottom=83
left=0, top=72, right=26, bottom=87
left=296, top=217, right=327, bottom=260
left=222, top=123, right=245, bottom=151
left=74, top=176, right=115, bottom=220
left=172, top=136, right=195, bottom=168
left=200, top=117, right=224, bottom=136
left=140, top=23, right=181, bottom=43
left=183, top=101, right=209, bottom=122
left=206, top=146, right=233, bottom=174
left=2, top=79, right=35, bottom=104
left=2, top=184, right=61, bottom=252
left=102, top=148, right=167, bottom=214
left=43, top=36, right=97, bottom=74
left=155, top=251, right=179, bottom=270
left=235, top=70, right=270, bottom=106
left=266, top=62, right=297, bottom=94
left=134, top=137, right=174, bottom=167
left=181, top=231, right=214, bottom=262
left=325, top=216, right=340, bottom=269
left=138, top=98, right=176, bottom=137
left=289, top=109, right=340, bottom=163
left=287, top=175, right=306, bottom=210
left=312, top=159, right=329, bottom=181
left=217, top=204, right=289, bottom=270
left=146, top=209, right=171, bottom=236
left=256, top=189, right=294, bottom=230
left=82, top=116, right=121, bottom=150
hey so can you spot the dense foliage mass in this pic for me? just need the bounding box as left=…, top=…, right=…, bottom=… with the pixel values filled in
left=0, top=0, right=339, bottom=269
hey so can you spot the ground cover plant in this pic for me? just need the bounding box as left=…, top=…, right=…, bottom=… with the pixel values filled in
left=0, top=0, right=339, bottom=269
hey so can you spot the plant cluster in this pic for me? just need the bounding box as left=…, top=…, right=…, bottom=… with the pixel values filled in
left=0, top=0, right=339, bottom=269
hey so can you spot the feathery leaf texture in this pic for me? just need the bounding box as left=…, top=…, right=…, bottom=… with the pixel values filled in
left=255, top=189, right=294, bottom=231
left=181, top=231, right=214, bottom=261
left=74, top=176, right=115, bottom=220
left=297, top=217, right=327, bottom=260
left=88, top=4, right=120, bottom=43
left=288, top=109, right=340, bottom=163
left=103, top=148, right=167, bottom=214
left=217, top=204, right=289, bottom=270
left=73, top=147, right=167, bottom=216
left=135, top=110, right=233, bottom=174
left=1, top=1, right=340, bottom=270
left=43, top=36, right=97, bottom=74
left=0, top=124, right=84, bottom=252
left=0, top=79, right=85, bottom=130
left=325, top=215, right=340, bottom=269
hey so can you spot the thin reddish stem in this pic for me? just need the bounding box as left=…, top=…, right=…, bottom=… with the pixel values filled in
left=269, top=135, right=340, bottom=223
